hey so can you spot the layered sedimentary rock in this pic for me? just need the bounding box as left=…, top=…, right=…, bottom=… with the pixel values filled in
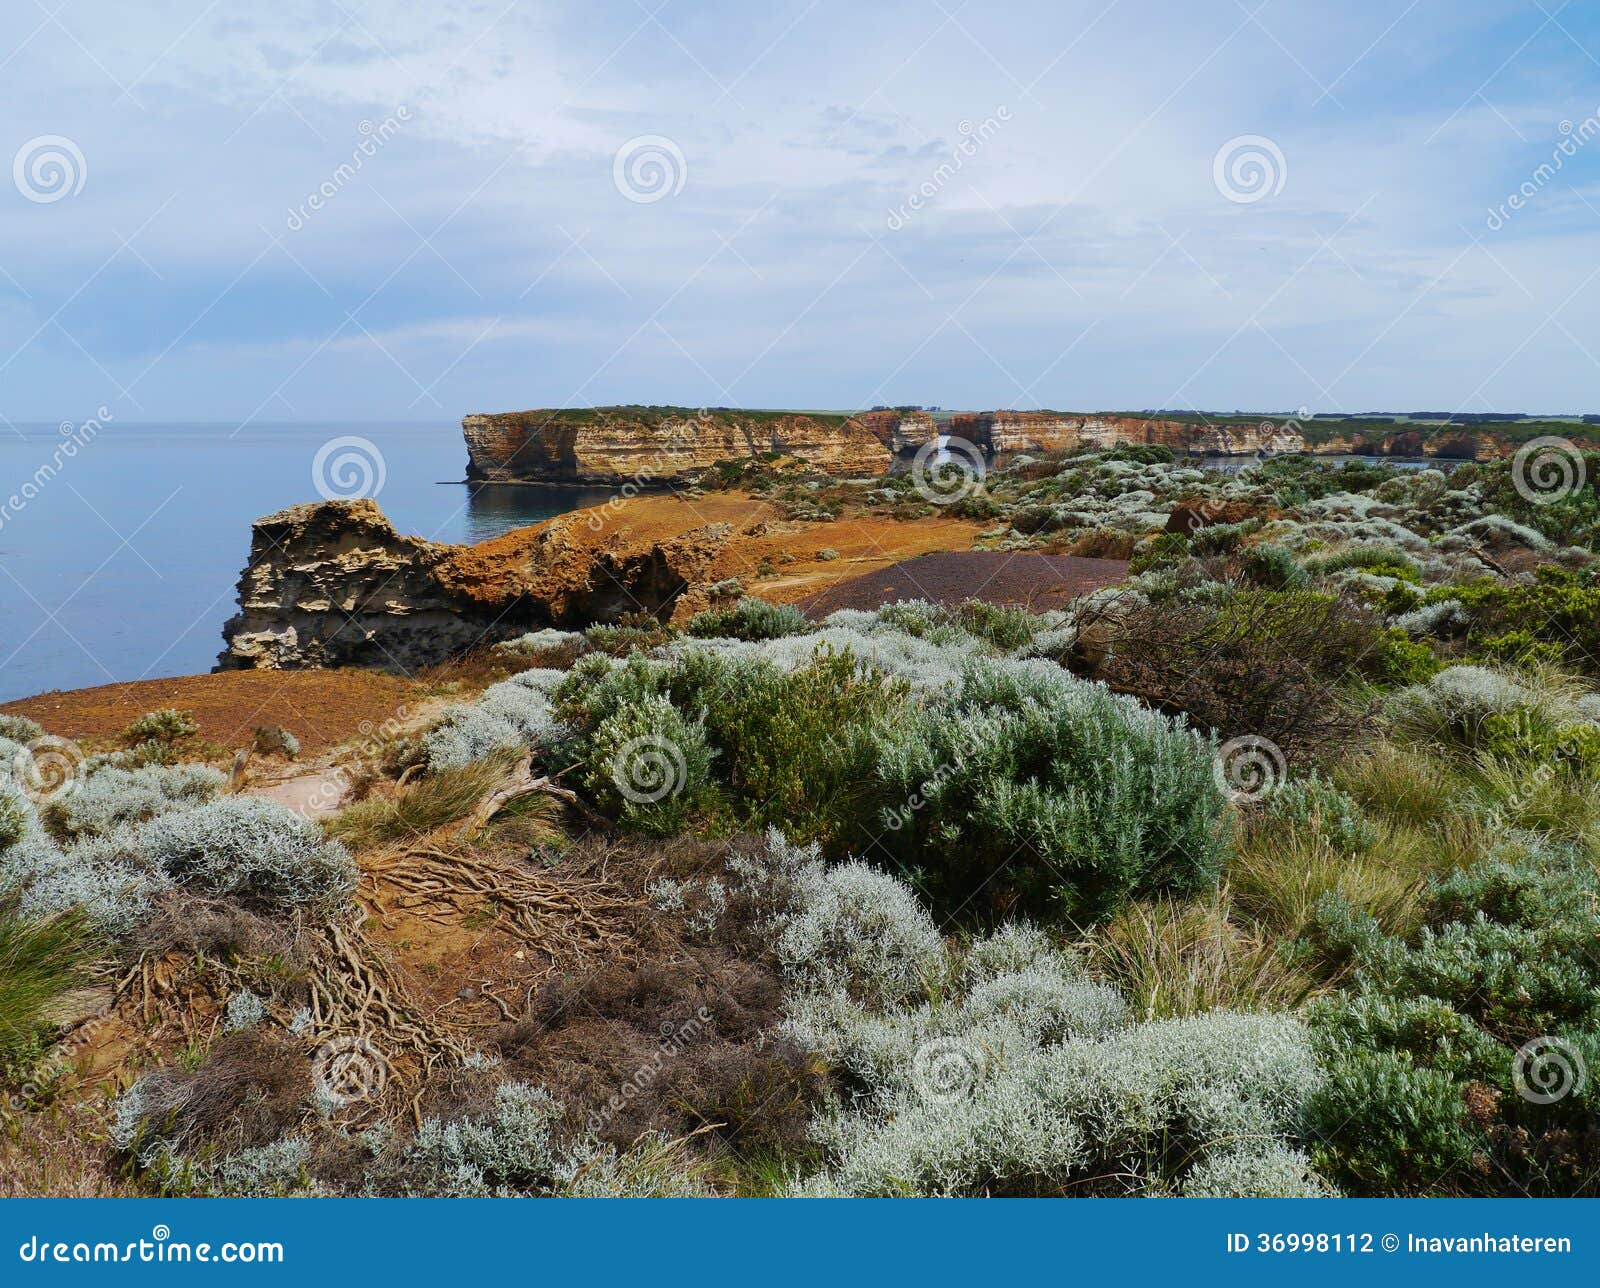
left=462, top=406, right=892, bottom=484
left=855, top=409, right=939, bottom=455
left=946, top=412, right=1306, bottom=458
left=216, top=498, right=740, bottom=671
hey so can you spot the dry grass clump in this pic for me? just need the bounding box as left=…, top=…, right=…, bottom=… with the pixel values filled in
left=112, top=1029, right=312, bottom=1162
left=0, top=1101, right=143, bottom=1197
left=1083, top=895, right=1313, bottom=1020
left=325, top=756, right=518, bottom=850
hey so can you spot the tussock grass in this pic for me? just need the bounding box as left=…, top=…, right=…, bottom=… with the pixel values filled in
left=325, top=756, right=512, bottom=850
left=0, top=906, right=92, bottom=1064
left=1083, top=895, right=1313, bottom=1020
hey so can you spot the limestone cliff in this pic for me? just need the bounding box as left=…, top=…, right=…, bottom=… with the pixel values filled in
left=946, top=412, right=1306, bottom=457
left=216, top=498, right=740, bottom=672
left=855, top=410, right=939, bottom=455
left=462, top=405, right=892, bottom=484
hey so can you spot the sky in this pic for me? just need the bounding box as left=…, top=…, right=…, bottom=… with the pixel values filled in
left=3, top=0, right=1600, bottom=422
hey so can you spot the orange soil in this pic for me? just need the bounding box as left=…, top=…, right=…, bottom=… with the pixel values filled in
left=442, top=489, right=984, bottom=607
left=1, top=669, right=426, bottom=754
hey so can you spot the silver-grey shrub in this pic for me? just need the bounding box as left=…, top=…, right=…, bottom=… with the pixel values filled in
left=137, top=796, right=355, bottom=913
left=421, top=669, right=567, bottom=769
left=777, top=860, right=947, bottom=1006
left=42, top=762, right=225, bottom=841
left=794, top=1011, right=1321, bottom=1197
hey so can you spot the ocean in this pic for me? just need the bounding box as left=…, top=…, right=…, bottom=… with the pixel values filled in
left=0, top=421, right=1450, bottom=704
left=0, top=421, right=616, bottom=702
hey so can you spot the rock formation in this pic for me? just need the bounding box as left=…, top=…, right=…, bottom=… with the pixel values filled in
left=855, top=409, right=939, bottom=455
left=462, top=405, right=894, bottom=484
left=215, top=493, right=984, bottom=672
left=216, top=498, right=740, bottom=672
left=946, top=412, right=1307, bottom=458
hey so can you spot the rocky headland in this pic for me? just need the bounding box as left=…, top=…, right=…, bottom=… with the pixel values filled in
left=461, top=406, right=897, bottom=484
left=463, top=405, right=1530, bottom=486
left=215, top=494, right=981, bottom=671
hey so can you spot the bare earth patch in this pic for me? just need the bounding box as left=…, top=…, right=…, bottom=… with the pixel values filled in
left=795, top=551, right=1130, bottom=615
left=1, top=669, right=427, bottom=755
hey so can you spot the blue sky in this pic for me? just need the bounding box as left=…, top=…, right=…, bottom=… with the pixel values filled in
left=3, top=0, right=1600, bottom=421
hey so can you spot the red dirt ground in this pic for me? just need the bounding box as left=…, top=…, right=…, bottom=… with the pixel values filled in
left=795, top=551, right=1129, bottom=616
left=1, top=669, right=427, bottom=754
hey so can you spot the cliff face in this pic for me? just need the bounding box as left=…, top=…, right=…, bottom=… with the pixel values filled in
left=463, top=406, right=892, bottom=484
left=946, top=412, right=1306, bottom=457
left=216, top=498, right=739, bottom=672
left=855, top=410, right=939, bottom=455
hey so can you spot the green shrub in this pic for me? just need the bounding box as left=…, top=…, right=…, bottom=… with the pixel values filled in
left=675, top=646, right=907, bottom=843
left=1443, top=567, right=1600, bottom=675
left=1240, top=543, right=1308, bottom=590
left=0, top=715, right=43, bottom=744
left=1306, top=850, right=1600, bottom=1195
left=1260, top=773, right=1376, bottom=854
left=121, top=709, right=198, bottom=748
left=685, top=597, right=811, bottom=641
left=953, top=600, right=1038, bottom=652
left=870, top=659, right=1228, bottom=922
left=582, top=693, right=714, bottom=836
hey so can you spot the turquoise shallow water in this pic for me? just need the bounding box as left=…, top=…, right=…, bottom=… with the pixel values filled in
left=0, top=421, right=616, bottom=701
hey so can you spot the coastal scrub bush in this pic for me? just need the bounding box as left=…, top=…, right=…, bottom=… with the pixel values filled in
left=121, top=709, right=198, bottom=748
left=776, top=860, right=946, bottom=1006
left=1388, top=664, right=1599, bottom=767
left=1441, top=567, right=1600, bottom=674
left=421, top=669, right=566, bottom=769
left=686, top=597, right=810, bottom=641
left=1240, top=542, right=1309, bottom=589
left=0, top=715, right=42, bottom=744
left=138, top=797, right=356, bottom=914
left=791, top=1010, right=1322, bottom=1197
left=1093, top=589, right=1387, bottom=759
left=869, top=658, right=1228, bottom=922
left=40, top=763, right=225, bottom=841
left=581, top=692, right=714, bottom=836
left=1306, top=847, right=1600, bottom=1195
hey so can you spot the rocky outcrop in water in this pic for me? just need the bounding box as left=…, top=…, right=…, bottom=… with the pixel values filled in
left=216, top=498, right=739, bottom=672
left=463, top=406, right=893, bottom=484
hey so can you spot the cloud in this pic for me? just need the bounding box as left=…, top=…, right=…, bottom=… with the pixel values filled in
left=1, top=0, right=1599, bottom=416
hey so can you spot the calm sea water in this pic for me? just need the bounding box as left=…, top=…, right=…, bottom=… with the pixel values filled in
left=0, top=422, right=616, bottom=702
left=0, top=424, right=1455, bottom=703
